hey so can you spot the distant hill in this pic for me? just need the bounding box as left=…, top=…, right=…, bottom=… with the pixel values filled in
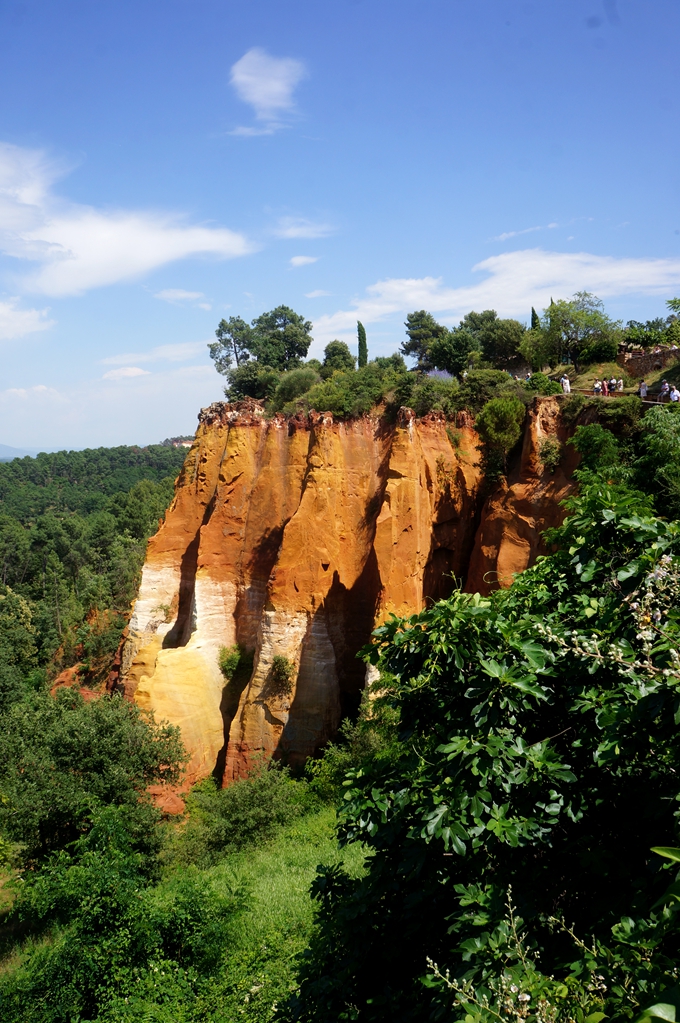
left=0, top=443, right=43, bottom=461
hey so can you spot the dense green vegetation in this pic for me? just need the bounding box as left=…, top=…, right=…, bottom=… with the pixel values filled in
left=207, top=296, right=680, bottom=446
left=0, top=444, right=186, bottom=687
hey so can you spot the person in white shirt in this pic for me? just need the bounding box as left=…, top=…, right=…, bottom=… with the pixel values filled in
left=670, top=385, right=680, bottom=403
left=638, top=380, right=648, bottom=398
left=617, top=378, right=624, bottom=392
left=560, top=374, right=571, bottom=394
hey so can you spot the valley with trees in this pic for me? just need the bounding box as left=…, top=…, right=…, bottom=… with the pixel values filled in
left=3, top=295, right=680, bottom=1023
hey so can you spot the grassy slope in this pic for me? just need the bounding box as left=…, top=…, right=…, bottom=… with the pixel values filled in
left=551, top=353, right=680, bottom=395
left=192, top=807, right=364, bottom=1022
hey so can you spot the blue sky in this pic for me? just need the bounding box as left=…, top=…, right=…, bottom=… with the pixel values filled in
left=0, top=0, right=679, bottom=448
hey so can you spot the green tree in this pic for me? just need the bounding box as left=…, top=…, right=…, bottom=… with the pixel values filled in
left=0, top=514, right=29, bottom=587
left=544, top=291, right=619, bottom=368
left=207, top=316, right=253, bottom=373
left=475, top=395, right=526, bottom=475
left=531, top=306, right=540, bottom=330
left=320, top=340, right=356, bottom=379
left=250, top=305, right=313, bottom=369
left=428, top=328, right=476, bottom=377
left=225, top=361, right=281, bottom=401
left=477, top=317, right=527, bottom=367
left=357, top=321, right=368, bottom=368
left=401, top=311, right=448, bottom=368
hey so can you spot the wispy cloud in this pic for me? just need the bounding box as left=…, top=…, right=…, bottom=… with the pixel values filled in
left=154, top=288, right=211, bottom=310
left=312, top=248, right=680, bottom=345
left=102, top=366, right=151, bottom=380
left=290, top=255, right=317, bottom=267
left=494, top=222, right=559, bottom=242
left=274, top=216, right=333, bottom=239
left=229, top=48, right=306, bottom=135
left=0, top=142, right=253, bottom=297
left=0, top=296, right=53, bottom=340
left=102, top=340, right=208, bottom=367
left=306, top=289, right=331, bottom=298
left=2, top=383, right=60, bottom=400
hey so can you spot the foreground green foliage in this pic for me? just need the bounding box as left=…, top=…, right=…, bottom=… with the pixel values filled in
left=283, top=473, right=680, bottom=1022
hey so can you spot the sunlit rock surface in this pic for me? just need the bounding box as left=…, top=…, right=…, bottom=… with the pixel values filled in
left=120, top=396, right=574, bottom=783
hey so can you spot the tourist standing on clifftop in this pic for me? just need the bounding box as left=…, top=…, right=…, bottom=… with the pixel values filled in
left=560, top=374, right=571, bottom=393
left=638, top=380, right=648, bottom=398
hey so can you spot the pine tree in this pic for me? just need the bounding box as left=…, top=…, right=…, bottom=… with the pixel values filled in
left=531, top=307, right=540, bottom=331
left=357, top=321, right=368, bottom=368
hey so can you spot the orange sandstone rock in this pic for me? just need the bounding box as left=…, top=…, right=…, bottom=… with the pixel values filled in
left=121, top=396, right=574, bottom=784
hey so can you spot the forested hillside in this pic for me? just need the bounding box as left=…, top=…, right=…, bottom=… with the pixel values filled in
left=0, top=445, right=187, bottom=695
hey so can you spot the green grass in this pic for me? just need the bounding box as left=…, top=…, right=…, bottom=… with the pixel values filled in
left=194, top=807, right=365, bottom=1021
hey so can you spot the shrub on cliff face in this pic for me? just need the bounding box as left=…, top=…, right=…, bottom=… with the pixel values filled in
left=219, top=644, right=241, bottom=681
left=475, top=394, right=526, bottom=479
left=282, top=476, right=680, bottom=1022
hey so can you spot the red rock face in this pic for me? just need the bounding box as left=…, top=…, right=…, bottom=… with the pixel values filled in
left=121, top=397, right=575, bottom=784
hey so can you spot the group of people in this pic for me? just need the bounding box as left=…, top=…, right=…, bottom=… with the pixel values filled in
left=637, top=378, right=680, bottom=402
left=591, top=376, right=624, bottom=396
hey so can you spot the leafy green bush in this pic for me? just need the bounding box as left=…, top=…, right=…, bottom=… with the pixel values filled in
left=408, top=375, right=459, bottom=417
left=525, top=372, right=562, bottom=396
left=452, top=370, right=519, bottom=414
left=0, top=806, right=241, bottom=1023
left=580, top=333, right=619, bottom=363
left=568, top=423, right=622, bottom=471
left=219, top=644, right=241, bottom=681
left=270, top=367, right=321, bottom=412
left=537, top=436, right=562, bottom=473
left=226, top=361, right=281, bottom=401
left=270, top=654, right=295, bottom=697
left=475, top=395, right=526, bottom=478
left=0, top=689, right=186, bottom=862
left=635, top=405, right=680, bottom=519
left=285, top=361, right=404, bottom=418
left=320, top=340, right=356, bottom=378
left=171, top=765, right=314, bottom=865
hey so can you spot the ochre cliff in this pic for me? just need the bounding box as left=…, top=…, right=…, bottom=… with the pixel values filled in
left=120, top=396, right=575, bottom=785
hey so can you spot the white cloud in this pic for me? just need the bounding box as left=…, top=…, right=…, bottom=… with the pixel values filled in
left=0, top=297, right=53, bottom=339
left=102, top=340, right=208, bottom=366
left=102, top=366, right=151, bottom=380
left=0, top=141, right=253, bottom=297
left=305, top=289, right=331, bottom=298
left=494, top=222, right=559, bottom=242
left=230, top=48, right=306, bottom=132
left=312, top=248, right=680, bottom=345
left=274, top=216, right=333, bottom=239
left=154, top=289, right=212, bottom=310
left=290, top=255, right=317, bottom=267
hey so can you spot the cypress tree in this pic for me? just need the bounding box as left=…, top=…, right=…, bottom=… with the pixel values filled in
left=357, top=321, right=368, bottom=367
left=531, top=307, right=540, bottom=331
